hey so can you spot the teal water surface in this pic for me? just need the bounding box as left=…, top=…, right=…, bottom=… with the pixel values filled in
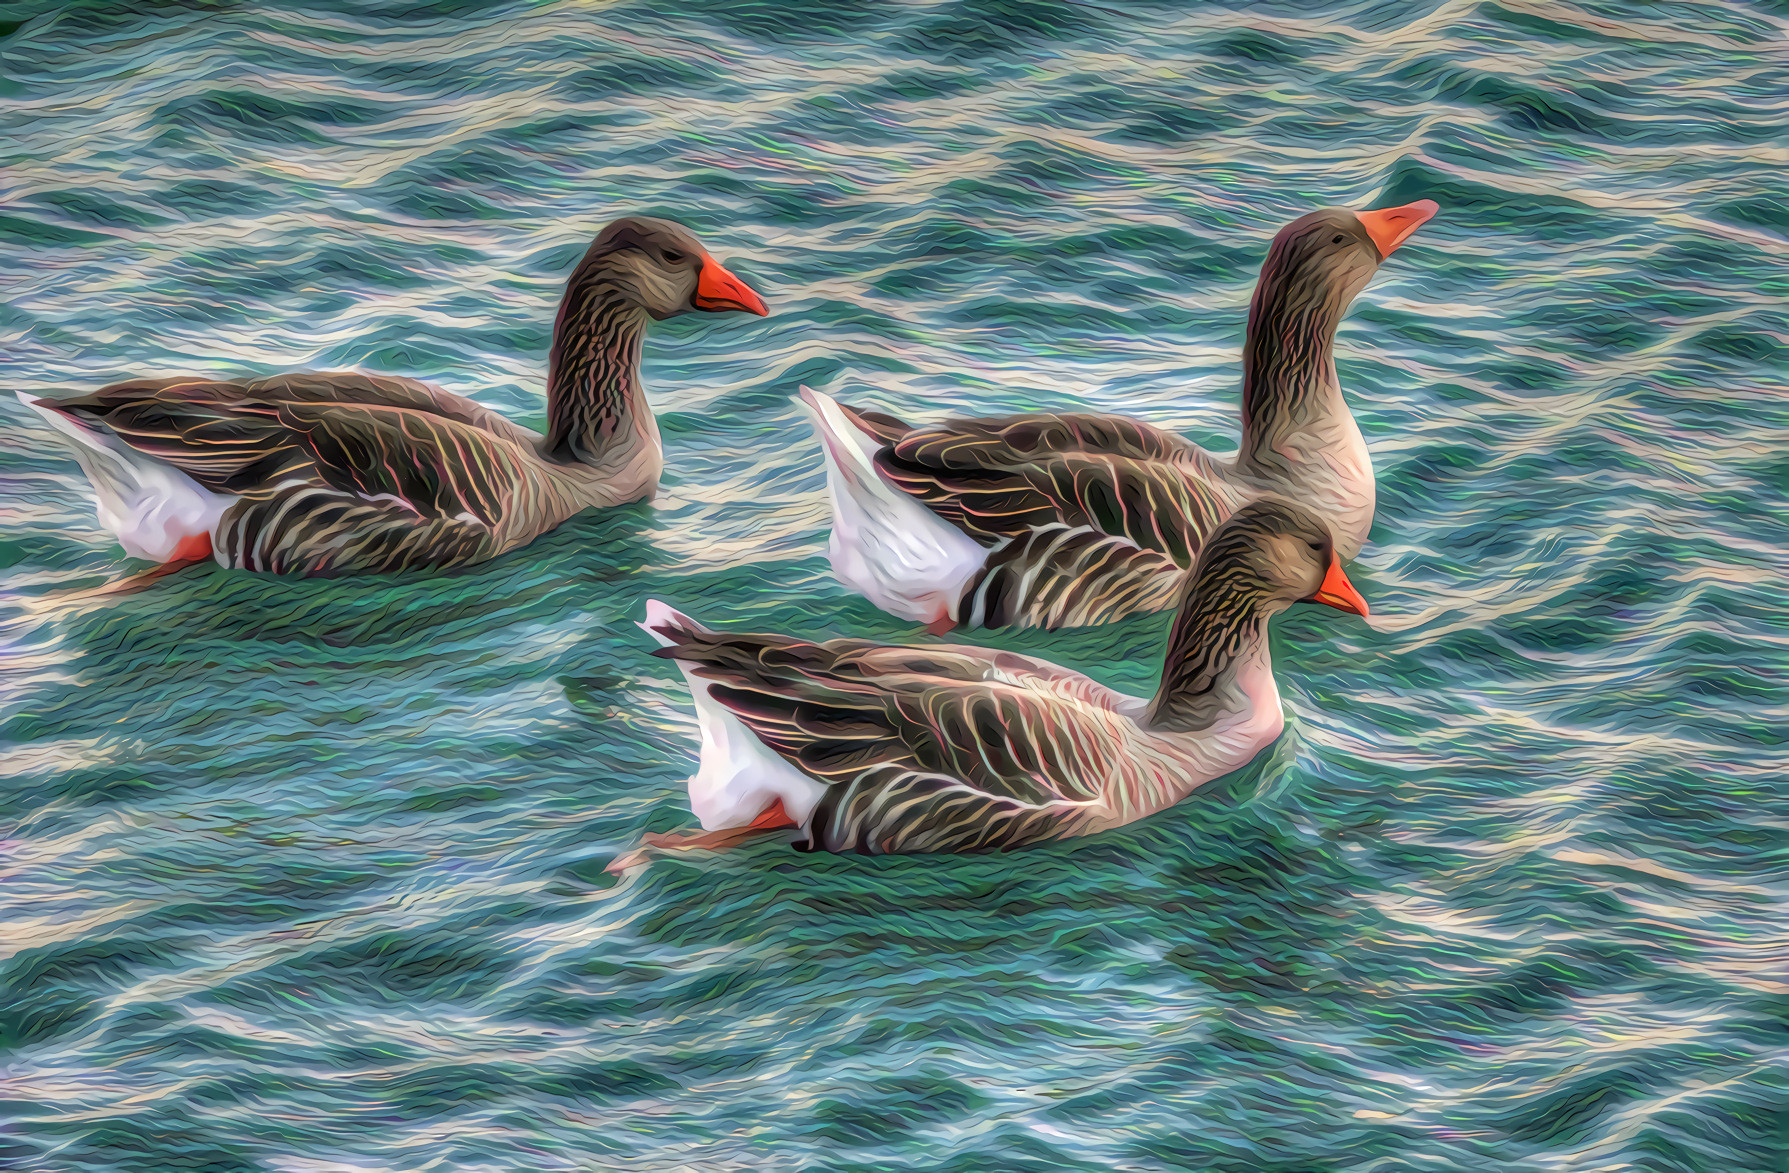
left=1, top=1, right=1786, bottom=1170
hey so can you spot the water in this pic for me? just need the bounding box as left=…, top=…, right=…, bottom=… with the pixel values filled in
left=1, top=1, right=1785, bottom=1169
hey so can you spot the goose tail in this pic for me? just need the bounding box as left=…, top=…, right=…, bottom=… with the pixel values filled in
left=637, top=599, right=825, bottom=833
left=794, top=386, right=984, bottom=627
left=16, top=392, right=230, bottom=565
left=20, top=393, right=148, bottom=531
left=639, top=598, right=710, bottom=648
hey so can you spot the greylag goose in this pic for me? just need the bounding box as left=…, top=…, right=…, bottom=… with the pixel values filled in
left=610, top=498, right=1367, bottom=869
left=801, top=199, right=1436, bottom=632
left=17, top=217, right=767, bottom=582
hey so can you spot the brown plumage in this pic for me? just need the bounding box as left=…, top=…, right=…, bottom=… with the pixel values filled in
left=19, top=217, right=767, bottom=579
left=613, top=499, right=1370, bottom=868
left=803, top=199, right=1437, bottom=632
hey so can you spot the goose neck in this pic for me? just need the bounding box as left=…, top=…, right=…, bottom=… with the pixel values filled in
left=544, top=273, right=655, bottom=467
left=1236, top=275, right=1353, bottom=470
left=1145, top=579, right=1278, bottom=734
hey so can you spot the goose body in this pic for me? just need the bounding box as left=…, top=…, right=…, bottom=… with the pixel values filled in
left=804, top=200, right=1436, bottom=631
left=20, top=217, right=767, bottom=578
left=623, top=500, right=1368, bottom=862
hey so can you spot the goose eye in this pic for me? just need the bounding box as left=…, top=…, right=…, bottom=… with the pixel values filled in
left=662, top=249, right=686, bottom=264
left=1331, top=234, right=1345, bottom=245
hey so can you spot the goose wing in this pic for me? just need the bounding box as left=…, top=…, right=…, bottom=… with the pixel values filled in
left=861, top=411, right=1232, bottom=627
left=880, top=412, right=1228, bottom=559
left=958, top=524, right=1187, bottom=630
left=653, top=620, right=1134, bottom=853
left=43, top=377, right=534, bottom=526
left=68, top=371, right=531, bottom=435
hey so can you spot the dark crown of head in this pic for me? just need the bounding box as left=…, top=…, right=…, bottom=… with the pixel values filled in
left=591, top=217, right=696, bottom=258
left=1196, top=499, right=1331, bottom=579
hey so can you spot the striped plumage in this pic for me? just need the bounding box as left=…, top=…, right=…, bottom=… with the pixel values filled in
left=872, top=408, right=1232, bottom=629
left=19, top=217, right=767, bottom=579
left=616, top=499, right=1370, bottom=866
left=803, top=199, right=1437, bottom=632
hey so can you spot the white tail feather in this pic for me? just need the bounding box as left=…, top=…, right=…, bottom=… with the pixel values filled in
left=18, top=392, right=229, bottom=564
left=795, top=386, right=984, bottom=625
left=639, top=599, right=825, bottom=832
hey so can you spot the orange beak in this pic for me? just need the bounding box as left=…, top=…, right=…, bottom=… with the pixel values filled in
left=1355, top=199, right=1438, bottom=260
left=1304, top=554, right=1369, bottom=617
left=692, top=258, right=768, bottom=315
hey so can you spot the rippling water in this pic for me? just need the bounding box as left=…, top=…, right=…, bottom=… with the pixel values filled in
left=2, top=1, right=1785, bottom=1169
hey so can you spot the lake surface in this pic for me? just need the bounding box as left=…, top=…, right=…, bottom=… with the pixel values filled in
left=1, top=1, right=1784, bottom=1169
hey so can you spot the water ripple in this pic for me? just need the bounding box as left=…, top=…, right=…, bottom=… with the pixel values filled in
left=0, top=0, right=1784, bottom=1170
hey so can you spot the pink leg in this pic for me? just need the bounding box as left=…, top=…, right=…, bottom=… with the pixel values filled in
left=47, top=533, right=215, bottom=602
left=925, top=616, right=957, bottom=637
left=607, top=800, right=798, bottom=874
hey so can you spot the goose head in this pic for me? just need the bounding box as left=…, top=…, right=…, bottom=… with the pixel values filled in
left=583, top=216, right=769, bottom=321
left=1201, top=500, right=1370, bottom=619
left=1255, top=199, right=1438, bottom=314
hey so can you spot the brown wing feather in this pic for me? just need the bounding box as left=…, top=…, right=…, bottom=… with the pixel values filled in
left=216, top=484, right=499, bottom=576
left=653, top=624, right=1128, bottom=852
left=51, top=380, right=312, bottom=491
left=241, top=372, right=532, bottom=441
left=879, top=412, right=1226, bottom=561
left=959, top=525, right=1188, bottom=630
left=45, top=375, right=533, bottom=527
left=823, top=406, right=1236, bottom=629
left=274, top=401, right=528, bottom=526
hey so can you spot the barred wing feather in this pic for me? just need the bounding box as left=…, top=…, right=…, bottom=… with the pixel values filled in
left=882, top=412, right=1225, bottom=559
left=50, top=379, right=530, bottom=526
left=652, top=625, right=1136, bottom=853
left=865, top=411, right=1230, bottom=628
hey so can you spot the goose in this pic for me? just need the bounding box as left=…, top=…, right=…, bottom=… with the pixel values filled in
left=800, top=199, right=1436, bottom=633
left=17, top=216, right=767, bottom=584
left=609, top=498, right=1368, bottom=869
